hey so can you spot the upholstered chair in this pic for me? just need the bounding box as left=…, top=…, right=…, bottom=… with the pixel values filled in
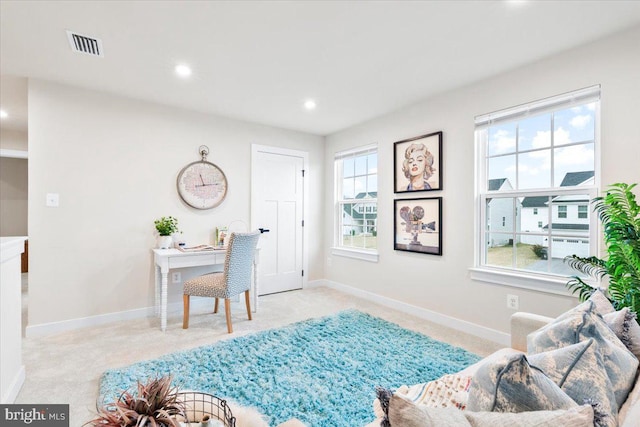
left=182, top=231, right=261, bottom=333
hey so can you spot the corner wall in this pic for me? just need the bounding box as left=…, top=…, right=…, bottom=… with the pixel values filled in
left=323, top=26, right=640, bottom=335
left=27, top=81, right=324, bottom=331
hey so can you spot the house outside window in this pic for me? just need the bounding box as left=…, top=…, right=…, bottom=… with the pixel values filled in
left=473, top=86, right=600, bottom=289
left=558, top=205, right=567, bottom=219
left=578, top=205, right=588, bottom=219
left=333, top=145, right=378, bottom=262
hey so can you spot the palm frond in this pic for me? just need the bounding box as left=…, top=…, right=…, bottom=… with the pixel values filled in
left=566, top=276, right=596, bottom=302
left=563, top=255, right=607, bottom=278
left=565, top=183, right=640, bottom=313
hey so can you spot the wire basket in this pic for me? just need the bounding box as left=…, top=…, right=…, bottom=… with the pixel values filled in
left=177, top=391, right=236, bottom=427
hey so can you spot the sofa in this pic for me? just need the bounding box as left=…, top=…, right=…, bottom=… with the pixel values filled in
left=368, top=290, right=640, bottom=427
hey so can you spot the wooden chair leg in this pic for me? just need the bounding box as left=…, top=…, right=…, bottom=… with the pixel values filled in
left=214, top=297, right=219, bottom=313
left=245, top=290, right=252, bottom=321
left=183, top=295, right=190, bottom=329
left=224, top=298, right=233, bottom=333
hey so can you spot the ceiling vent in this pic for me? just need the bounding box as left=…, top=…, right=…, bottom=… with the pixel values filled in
left=66, top=30, right=104, bottom=57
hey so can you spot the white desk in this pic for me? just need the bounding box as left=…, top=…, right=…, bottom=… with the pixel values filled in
left=153, top=248, right=259, bottom=332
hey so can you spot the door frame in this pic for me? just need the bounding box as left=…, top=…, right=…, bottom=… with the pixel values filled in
left=250, top=144, right=309, bottom=291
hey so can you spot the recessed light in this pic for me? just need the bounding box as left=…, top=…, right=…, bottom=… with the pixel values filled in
left=0, top=110, right=7, bottom=119
left=175, top=64, right=192, bottom=78
left=304, top=99, right=316, bottom=110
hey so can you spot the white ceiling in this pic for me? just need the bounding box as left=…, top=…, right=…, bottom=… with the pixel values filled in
left=2, top=1, right=640, bottom=136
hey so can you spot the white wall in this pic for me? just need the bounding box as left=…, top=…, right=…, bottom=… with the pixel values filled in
left=27, top=80, right=324, bottom=329
left=323, top=26, right=640, bottom=334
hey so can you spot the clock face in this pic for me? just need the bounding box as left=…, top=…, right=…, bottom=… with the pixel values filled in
left=177, top=161, right=228, bottom=209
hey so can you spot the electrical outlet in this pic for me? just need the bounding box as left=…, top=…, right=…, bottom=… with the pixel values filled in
left=327, top=256, right=332, bottom=267
left=507, top=294, right=519, bottom=310
left=172, top=272, right=181, bottom=283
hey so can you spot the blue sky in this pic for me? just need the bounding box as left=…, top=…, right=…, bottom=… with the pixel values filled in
left=487, top=102, right=595, bottom=189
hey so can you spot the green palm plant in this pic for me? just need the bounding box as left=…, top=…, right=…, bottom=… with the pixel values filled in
left=565, top=183, right=640, bottom=314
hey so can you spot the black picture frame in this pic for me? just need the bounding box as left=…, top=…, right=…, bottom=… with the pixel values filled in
left=394, top=197, right=442, bottom=255
left=393, top=131, right=442, bottom=193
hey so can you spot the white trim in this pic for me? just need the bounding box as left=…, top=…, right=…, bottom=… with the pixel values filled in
left=1, top=365, right=25, bottom=403
left=250, top=144, right=309, bottom=291
left=307, top=279, right=510, bottom=346
left=334, top=143, right=377, bottom=159
left=0, top=149, right=28, bottom=159
left=475, top=85, right=600, bottom=128
left=331, top=247, right=378, bottom=263
left=24, top=299, right=214, bottom=338
left=469, top=267, right=579, bottom=297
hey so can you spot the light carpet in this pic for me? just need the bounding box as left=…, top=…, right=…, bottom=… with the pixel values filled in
left=99, top=310, right=480, bottom=426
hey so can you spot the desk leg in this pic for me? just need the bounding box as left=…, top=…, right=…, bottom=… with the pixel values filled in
left=154, top=265, right=161, bottom=317
left=160, top=268, right=169, bottom=332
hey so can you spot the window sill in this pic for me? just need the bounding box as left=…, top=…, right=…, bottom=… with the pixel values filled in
left=469, top=267, right=582, bottom=297
left=331, top=247, right=379, bottom=263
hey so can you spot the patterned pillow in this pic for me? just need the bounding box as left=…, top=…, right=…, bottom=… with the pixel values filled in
left=604, top=307, right=640, bottom=360
left=374, top=375, right=472, bottom=426
left=388, top=393, right=470, bottom=426
left=528, top=338, right=617, bottom=427
left=467, top=352, right=577, bottom=413
left=588, top=289, right=616, bottom=315
left=462, top=405, right=594, bottom=427
left=387, top=394, right=594, bottom=427
left=393, top=374, right=473, bottom=410
left=527, top=300, right=638, bottom=408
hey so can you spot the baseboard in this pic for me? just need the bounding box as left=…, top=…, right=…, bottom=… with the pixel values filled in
left=24, top=298, right=215, bottom=338
left=307, top=279, right=510, bottom=347
left=1, top=365, right=25, bottom=404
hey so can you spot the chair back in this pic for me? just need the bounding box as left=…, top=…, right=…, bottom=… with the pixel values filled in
left=223, top=230, right=261, bottom=296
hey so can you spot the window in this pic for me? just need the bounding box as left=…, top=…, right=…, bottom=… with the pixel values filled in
left=473, top=86, right=599, bottom=286
left=558, top=205, right=567, bottom=219
left=578, top=205, right=588, bottom=219
left=334, top=145, right=378, bottom=261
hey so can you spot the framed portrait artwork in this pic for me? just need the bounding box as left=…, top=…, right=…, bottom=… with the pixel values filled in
left=393, top=131, right=442, bottom=193
left=394, top=197, right=442, bottom=255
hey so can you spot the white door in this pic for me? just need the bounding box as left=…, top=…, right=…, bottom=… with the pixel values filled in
left=251, top=145, right=305, bottom=295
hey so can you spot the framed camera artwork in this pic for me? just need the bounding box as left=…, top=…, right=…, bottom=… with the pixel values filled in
left=393, top=197, right=442, bottom=255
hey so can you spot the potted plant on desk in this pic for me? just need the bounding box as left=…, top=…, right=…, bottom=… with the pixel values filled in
left=154, top=216, right=180, bottom=249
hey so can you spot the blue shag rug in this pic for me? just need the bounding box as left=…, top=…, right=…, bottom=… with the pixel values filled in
left=99, top=310, right=480, bottom=426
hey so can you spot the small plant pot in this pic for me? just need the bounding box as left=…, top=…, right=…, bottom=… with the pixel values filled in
left=157, top=235, right=173, bottom=249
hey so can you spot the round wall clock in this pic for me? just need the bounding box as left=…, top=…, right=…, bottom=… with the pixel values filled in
left=176, top=146, right=228, bottom=209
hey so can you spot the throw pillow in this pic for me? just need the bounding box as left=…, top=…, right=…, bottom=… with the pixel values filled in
left=528, top=338, right=617, bottom=427
left=373, top=374, right=474, bottom=420
left=388, top=393, right=470, bottom=427
left=462, top=405, right=594, bottom=427
left=395, top=374, right=473, bottom=409
left=387, top=394, right=594, bottom=427
left=588, top=288, right=616, bottom=315
left=604, top=307, right=640, bottom=360
left=467, top=352, right=577, bottom=413
left=527, top=300, right=638, bottom=408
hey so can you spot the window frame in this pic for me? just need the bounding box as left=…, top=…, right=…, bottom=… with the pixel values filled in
left=471, top=86, right=601, bottom=293
left=332, top=144, right=379, bottom=262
